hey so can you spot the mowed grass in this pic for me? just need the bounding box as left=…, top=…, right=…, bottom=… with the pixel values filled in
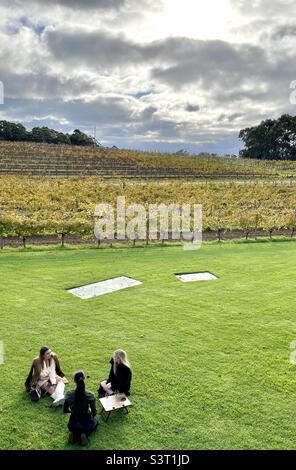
left=0, top=242, right=296, bottom=450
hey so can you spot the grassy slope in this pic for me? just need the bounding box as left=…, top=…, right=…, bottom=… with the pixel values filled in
left=0, top=242, right=296, bottom=450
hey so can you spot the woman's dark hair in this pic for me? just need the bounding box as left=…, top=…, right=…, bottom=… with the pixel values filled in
left=39, top=346, right=49, bottom=357
left=73, top=370, right=86, bottom=403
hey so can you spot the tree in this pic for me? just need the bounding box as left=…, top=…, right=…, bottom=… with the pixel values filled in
left=56, top=132, right=71, bottom=145
left=239, top=114, right=296, bottom=161
left=175, top=149, right=189, bottom=156
left=0, top=121, right=28, bottom=141
left=30, top=127, right=56, bottom=143
left=0, top=120, right=95, bottom=147
left=29, top=127, right=71, bottom=145
left=70, top=129, right=94, bottom=146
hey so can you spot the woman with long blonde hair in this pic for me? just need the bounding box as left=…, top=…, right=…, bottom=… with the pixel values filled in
left=98, top=349, right=132, bottom=397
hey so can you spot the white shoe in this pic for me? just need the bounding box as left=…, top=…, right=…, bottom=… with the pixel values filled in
left=52, top=396, right=65, bottom=407
left=51, top=381, right=65, bottom=406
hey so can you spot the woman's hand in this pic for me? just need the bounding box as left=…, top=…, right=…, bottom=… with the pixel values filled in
left=106, top=383, right=114, bottom=395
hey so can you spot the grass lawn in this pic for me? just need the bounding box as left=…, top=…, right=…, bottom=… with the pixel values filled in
left=0, top=241, right=296, bottom=450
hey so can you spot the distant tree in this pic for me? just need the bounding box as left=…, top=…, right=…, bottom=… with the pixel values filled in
left=175, top=149, right=189, bottom=156
left=70, top=129, right=94, bottom=146
left=0, top=120, right=97, bottom=147
left=30, top=127, right=57, bottom=143
left=239, top=114, right=296, bottom=160
left=56, top=132, right=71, bottom=145
left=0, top=121, right=28, bottom=141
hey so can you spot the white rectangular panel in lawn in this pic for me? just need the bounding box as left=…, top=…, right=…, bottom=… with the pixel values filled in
left=176, top=272, right=218, bottom=282
left=68, top=276, right=142, bottom=299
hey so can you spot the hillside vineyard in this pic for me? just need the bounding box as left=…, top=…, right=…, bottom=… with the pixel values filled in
left=1, top=142, right=296, bottom=244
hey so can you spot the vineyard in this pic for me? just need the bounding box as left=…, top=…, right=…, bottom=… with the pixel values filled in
left=1, top=141, right=296, bottom=179
left=0, top=141, right=296, bottom=246
left=0, top=175, right=296, bottom=246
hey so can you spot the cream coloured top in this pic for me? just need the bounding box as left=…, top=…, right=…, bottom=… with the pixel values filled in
left=37, top=357, right=57, bottom=387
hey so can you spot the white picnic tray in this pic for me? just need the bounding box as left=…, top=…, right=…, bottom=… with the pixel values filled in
left=99, top=393, right=132, bottom=412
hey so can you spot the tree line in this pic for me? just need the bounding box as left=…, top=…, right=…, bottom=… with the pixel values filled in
left=0, top=120, right=96, bottom=146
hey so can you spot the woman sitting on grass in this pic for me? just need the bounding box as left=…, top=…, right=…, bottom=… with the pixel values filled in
left=25, top=346, right=68, bottom=406
left=98, top=349, right=132, bottom=398
left=63, top=370, right=98, bottom=446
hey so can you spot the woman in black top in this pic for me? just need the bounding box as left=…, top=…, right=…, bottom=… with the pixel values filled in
left=63, top=371, right=98, bottom=445
left=98, top=349, right=132, bottom=398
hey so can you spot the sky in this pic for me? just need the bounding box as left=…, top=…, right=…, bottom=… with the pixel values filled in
left=0, top=0, right=296, bottom=154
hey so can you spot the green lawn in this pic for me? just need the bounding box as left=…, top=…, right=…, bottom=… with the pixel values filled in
left=0, top=241, right=296, bottom=450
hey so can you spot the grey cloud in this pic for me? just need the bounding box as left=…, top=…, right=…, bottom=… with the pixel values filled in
left=0, top=95, right=153, bottom=128
left=139, top=106, right=158, bottom=121
left=46, top=28, right=270, bottom=89
left=12, top=0, right=126, bottom=10
left=47, top=0, right=125, bottom=8
left=271, top=25, right=296, bottom=40
left=45, top=29, right=143, bottom=68
left=134, top=117, right=184, bottom=140
left=185, top=104, right=200, bottom=112
left=0, top=67, right=95, bottom=100
left=230, top=0, right=296, bottom=16
left=46, top=29, right=281, bottom=92
left=8, top=0, right=161, bottom=12
left=214, top=88, right=271, bottom=104
left=218, top=113, right=244, bottom=123
left=47, top=31, right=263, bottom=77
left=151, top=40, right=268, bottom=88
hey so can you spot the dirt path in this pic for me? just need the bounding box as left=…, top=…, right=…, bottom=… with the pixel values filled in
left=1, top=229, right=294, bottom=248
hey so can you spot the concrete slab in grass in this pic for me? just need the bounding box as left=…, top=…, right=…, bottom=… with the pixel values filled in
left=175, top=272, right=218, bottom=282
left=67, top=276, right=142, bottom=299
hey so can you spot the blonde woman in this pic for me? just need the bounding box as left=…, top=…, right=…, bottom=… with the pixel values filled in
left=98, top=349, right=132, bottom=397
left=25, top=346, right=68, bottom=406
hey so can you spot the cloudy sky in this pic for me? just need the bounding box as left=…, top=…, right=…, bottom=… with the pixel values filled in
left=0, top=0, right=295, bottom=154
